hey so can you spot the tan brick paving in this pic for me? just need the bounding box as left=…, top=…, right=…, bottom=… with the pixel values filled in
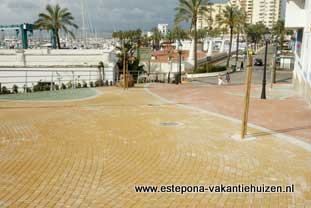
left=0, top=87, right=310, bottom=207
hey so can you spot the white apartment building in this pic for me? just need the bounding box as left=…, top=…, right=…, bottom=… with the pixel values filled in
left=252, top=0, right=283, bottom=28
left=157, top=24, right=168, bottom=36
left=198, top=0, right=285, bottom=29
left=285, top=0, right=311, bottom=104
left=238, top=0, right=254, bottom=23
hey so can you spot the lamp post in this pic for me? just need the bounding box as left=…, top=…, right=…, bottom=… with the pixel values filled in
left=177, top=40, right=183, bottom=84
left=261, top=33, right=271, bottom=99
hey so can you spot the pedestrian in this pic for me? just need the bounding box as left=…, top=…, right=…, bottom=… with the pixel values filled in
left=240, top=61, right=244, bottom=71
left=226, top=72, right=231, bottom=84
left=218, top=74, right=224, bottom=86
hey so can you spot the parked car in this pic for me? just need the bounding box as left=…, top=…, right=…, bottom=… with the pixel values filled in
left=254, top=58, right=263, bottom=66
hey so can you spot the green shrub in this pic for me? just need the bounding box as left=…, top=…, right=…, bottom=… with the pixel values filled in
left=12, top=85, right=18, bottom=94
left=55, top=84, right=59, bottom=90
left=95, top=80, right=103, bottom=87
left=1, top=86, right=10, bottom=94
left=67, top=81, right=73, bottom=89
left=26, top=87, right=32, bottom=93
left=90, top=81, right=94, bottom=88
left=207, top=65, right=227, bottom=73
left=82, top=81, right=88, bottom=88
left=33, top=82, right=52, bottom=92
left=61, top=83, right=67, bottom=90
left=192, top=64, right=226, bottom=74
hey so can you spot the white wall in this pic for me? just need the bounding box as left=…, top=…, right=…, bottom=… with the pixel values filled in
left=0, top=67, right=117, bottom=91
left=142, top=61, right=185, bottom=74
left=0, top=49, right=116, bottom=66
left=286, top=0, right=311, bottom=104
left=285, top=0, right=307, bottom=28
left=0, top=49, right=119, bottom=91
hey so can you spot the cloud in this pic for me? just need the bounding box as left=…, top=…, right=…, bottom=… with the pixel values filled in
left=0, top=0, right=179, bottom=33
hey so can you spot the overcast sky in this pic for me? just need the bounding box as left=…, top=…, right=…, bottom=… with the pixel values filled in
left=0, top=0, right=225, bottom=34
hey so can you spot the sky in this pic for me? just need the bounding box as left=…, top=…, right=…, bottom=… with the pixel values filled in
left=0, top=0, right=226, bottom=34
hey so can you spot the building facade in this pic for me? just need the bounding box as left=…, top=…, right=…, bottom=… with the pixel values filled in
left=157, top=24, right=168, bottom=36
left=238, top=0, right=254, bottom=23
left=285, top=0, right=311, bottom=104
left=197, top=2, right=228, bottom=30
left=252, top=0, right=283, bottom=28
left=198, top=0, right=285, bottom=30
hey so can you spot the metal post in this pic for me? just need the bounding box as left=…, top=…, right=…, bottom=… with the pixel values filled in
left=241, top=49, right=254, bottom=139
left=51, top=71, right=54, bottom=91
left=271, top=44, right=278, bottom=87
left=72, top=71, right=75, bottom=89
left=89, top=70, right=91, bottom=84
left=123, top=40, right=126, bottom=90
left=179, top=50, right=182, bottom=84
left=261, top=41, right=268, bottom=99
left=25, top=70, right=28, bottom=93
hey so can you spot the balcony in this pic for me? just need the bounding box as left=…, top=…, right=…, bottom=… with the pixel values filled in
left=285, top=0, right=306, bottom=28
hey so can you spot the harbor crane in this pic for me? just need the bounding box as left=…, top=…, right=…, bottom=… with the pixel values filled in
left=0, top=23, right=35, bottom=49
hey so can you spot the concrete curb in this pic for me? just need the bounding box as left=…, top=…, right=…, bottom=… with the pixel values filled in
left=0, top=88, right=102, bottom=103
left=144, top=84, right=311, bottom=152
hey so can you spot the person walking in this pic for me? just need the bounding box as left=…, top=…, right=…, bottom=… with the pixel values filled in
left=240, top=61, right=244, bottom=71
left=226, top=72, right=231, bottom=84
left=218, top=74, right=224, bottom=86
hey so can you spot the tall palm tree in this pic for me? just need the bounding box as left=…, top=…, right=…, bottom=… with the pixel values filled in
left=175, top=0, right=209, bottom=71
left=272, top=20, right=285, bottom=52
left=234, top=9, right=247, bottom=67
left=218, top=5, right=240, bottom=69
left=35, top=4, right=78, bottom=49
left=172, top=26, right=189, bottom=42
left=151, top=27, right=162, bottom=50
left=246, top=23, right=267, bottom=51
left=271, top=20, right=285, bottom=83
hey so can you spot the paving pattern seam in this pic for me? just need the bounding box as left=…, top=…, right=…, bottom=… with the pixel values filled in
left=144, top=84, right=311, bottom=152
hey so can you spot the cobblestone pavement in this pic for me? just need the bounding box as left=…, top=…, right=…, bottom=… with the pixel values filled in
left=0, top=87, right=310, bottom=207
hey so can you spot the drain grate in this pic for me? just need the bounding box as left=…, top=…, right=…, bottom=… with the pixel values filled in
left=160, top=122, right=182, bottom=127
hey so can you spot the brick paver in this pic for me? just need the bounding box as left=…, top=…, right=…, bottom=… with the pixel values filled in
left=150, top=83, right=311, bottom=143
left=0, top=87, right=310, bottom=207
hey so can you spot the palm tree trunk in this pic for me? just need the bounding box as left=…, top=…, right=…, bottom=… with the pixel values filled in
left=56, top=30, right=61, bottom=49
left=194, top=21, right=198, bottom=71
left=226, top=26, right=233, bottom=69
left=235, top=30, right=240, bottom=68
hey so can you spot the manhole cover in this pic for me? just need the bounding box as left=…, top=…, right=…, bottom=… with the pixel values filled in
left=160, top=122, right=182, bottom=127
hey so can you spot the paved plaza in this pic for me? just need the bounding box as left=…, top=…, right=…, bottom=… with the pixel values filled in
left=0, top=86, right=310, bottom=207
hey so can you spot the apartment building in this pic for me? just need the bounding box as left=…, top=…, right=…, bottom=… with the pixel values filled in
left=238, top=0, right=254, bottom=23
left=252, top=0, right=283, bottom=28
left=198, top=0, right=284, bottom=30
left=197, top=2, right=228, bottom=29
left=157, top=24, right=168, bottom=36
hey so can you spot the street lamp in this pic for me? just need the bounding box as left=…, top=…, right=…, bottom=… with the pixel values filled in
left=261, top=32, right=272, bottom=99
left=177, top=40, right=183, bottom=84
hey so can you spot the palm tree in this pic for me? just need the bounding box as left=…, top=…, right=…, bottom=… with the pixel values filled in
left=151, top=27, right=162, bottom=50
left=272, top=20, right=285, bottom=52
left=172, top=26, right=189, bottom=42
left=234, top=9, right=247, bottom=67
left=246, top=23, right=268, bottom=51
left=218, top=5, right=240, bottom=69
left=35, top=4, right=78, bottom=49
left=271, top=20, right=285, bottom=83
left=175, top=0, right=209, bottom=71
